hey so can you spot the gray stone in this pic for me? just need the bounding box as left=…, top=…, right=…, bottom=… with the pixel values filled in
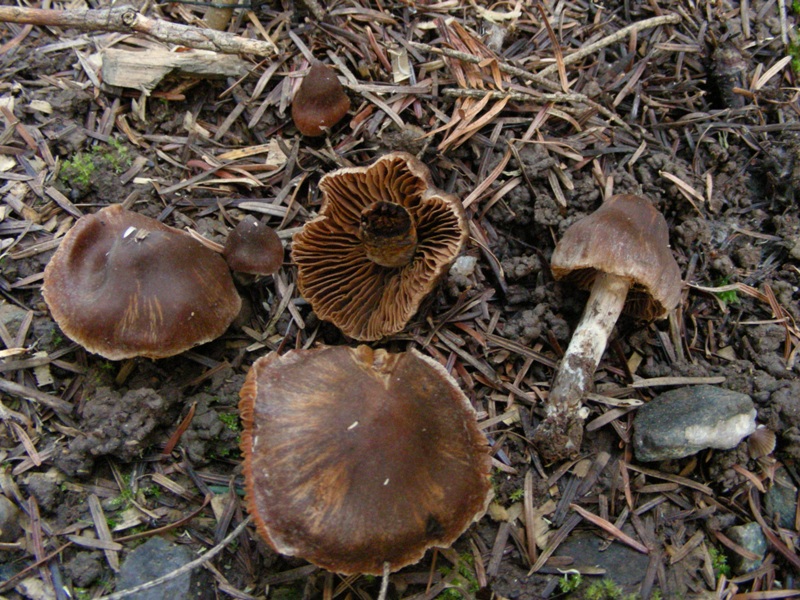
left=790, top=237, right=800, bottom=261
left=63, top=551, right=104, bottom=588
left=116, top=536, right=214, bottom=600
left=725, top=522, right=766, bottom=574
left=556, top=529, right=650, bottom=589
left=0, top=495, right=22, bottom=542
left=633, top=385, right=756, bottom=462
left=0, top=302, right=28, bottom=336
left=764, top=467, right=798, bottom=529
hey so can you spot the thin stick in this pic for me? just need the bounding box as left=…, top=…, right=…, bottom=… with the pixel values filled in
left=0, top=378, right=73, bottom=414
left=412, top=46, right=631, bottom=130
left=298, top=0, right=326, bottom=21
left=441, top=88, right=630, bottom=129
left=537, top=3, right=569, bottom=92
left=0, top=542, right=73, bottom=593
left=570, top=504, right=649, bottom=555
left=0, top=5, right=276, bottom=56
left=96, top=516, right=252, bottom=600
left=377, top=562, right=391, bottom=600
left=537, top=14, right=681, bottom=77
left=408, top=41, right=562, bottom=92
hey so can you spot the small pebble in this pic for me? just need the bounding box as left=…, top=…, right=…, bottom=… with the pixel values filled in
left=725, top=522, right=766, bottom=574
left=450, top=255, right=478, bottom=278
left=0, top=495, right=22, bottom=542
left=764, top=467, right=798, bottom=530
left=116, top=536, right=215, bottom=600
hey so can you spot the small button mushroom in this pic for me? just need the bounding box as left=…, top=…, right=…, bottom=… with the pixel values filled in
left=291, top=152, right=469, bottom=341
left=291, top=61, right=351, bottom=137
left=42, top=205, right=242, bottom=360
left=533, top=194, right=682, bottom=462
left=239, top=345, right=492, bottom=575
left=223, top=215, right=283, bottom=276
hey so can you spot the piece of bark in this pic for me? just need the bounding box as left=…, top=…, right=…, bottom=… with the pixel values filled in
left=101, top=47, right=250, bottom=92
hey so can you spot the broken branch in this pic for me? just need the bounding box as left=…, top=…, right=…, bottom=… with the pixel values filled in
left=0, top=5, right=276, bottom=56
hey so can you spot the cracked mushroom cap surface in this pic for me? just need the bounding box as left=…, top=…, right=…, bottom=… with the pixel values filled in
left=223, top=215, right=284, bottom=275
left=239, top=345, right=492, bottom=575
left=42, top=204, right=242, bottom=360
left=550, top=194, right=682, bottom=321
left=291, top=152, right=468, bottom=341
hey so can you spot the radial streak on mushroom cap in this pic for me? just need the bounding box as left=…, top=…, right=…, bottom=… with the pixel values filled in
left=291, top=152, right=468, bottom=341
left=239, top=345, right=492, bottom=575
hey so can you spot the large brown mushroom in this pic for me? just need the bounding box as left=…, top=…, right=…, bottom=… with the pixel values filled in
left=42, top=204, right=242, bottom=360
left=291, top=152, right=468, bottom=341
left=291, top=61, right=351, bottom=137
left=532, top=194, right=682, bottom=462
left=239, top=345, right=492, bottom=575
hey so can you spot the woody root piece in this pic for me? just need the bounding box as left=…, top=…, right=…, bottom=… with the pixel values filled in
left=532, top=195, right=682, bottom=462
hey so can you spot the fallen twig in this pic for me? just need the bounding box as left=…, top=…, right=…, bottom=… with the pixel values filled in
left=537, top=14, right=682, bottom=77
left=0, top=378, right=73, bottom=414
left=0, top=5, right=276, bottom=56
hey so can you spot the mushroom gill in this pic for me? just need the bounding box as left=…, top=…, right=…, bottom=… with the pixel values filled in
left=291, top=152, right=468, bottom=341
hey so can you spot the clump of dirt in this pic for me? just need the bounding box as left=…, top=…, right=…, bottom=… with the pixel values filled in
left=181, top=384, right=245, bottom=466
left=54, top=386, right=179, bottom=477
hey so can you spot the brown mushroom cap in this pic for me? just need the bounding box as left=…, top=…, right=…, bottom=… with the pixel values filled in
left=42, top=204, right=242, bottom=360
left=550, top=194, right=682, bottom=321
left=291, top=61, right=351, bottom=137
left=239, top=345, right=491, bottom=575
left=291, top=152, right=468, bottom=341
left=223, top=215, right=283, bottom=275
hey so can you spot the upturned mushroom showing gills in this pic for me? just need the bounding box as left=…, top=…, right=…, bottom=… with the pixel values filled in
left=291, top=152, right=468, bottom=341
left=239, top=345, right=492, bottom=575
left=42, top=204, right=242, bottom=360
left=291, top=61, right=351, bottom=137
left=532, top=194, right=682, bottom=462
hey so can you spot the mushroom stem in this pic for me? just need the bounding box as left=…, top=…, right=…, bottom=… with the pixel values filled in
left=359, top=201, right=417, bottom=268
left=534, top=271, right=631, bottom=461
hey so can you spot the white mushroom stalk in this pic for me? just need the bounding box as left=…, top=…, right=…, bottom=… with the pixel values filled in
left=536, top=272, right=630, bottom=455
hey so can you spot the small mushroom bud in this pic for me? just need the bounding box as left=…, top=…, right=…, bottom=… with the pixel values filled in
left=291, top=61, right=351, bottom=137
left=223, top=215, right=283, bottom=276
